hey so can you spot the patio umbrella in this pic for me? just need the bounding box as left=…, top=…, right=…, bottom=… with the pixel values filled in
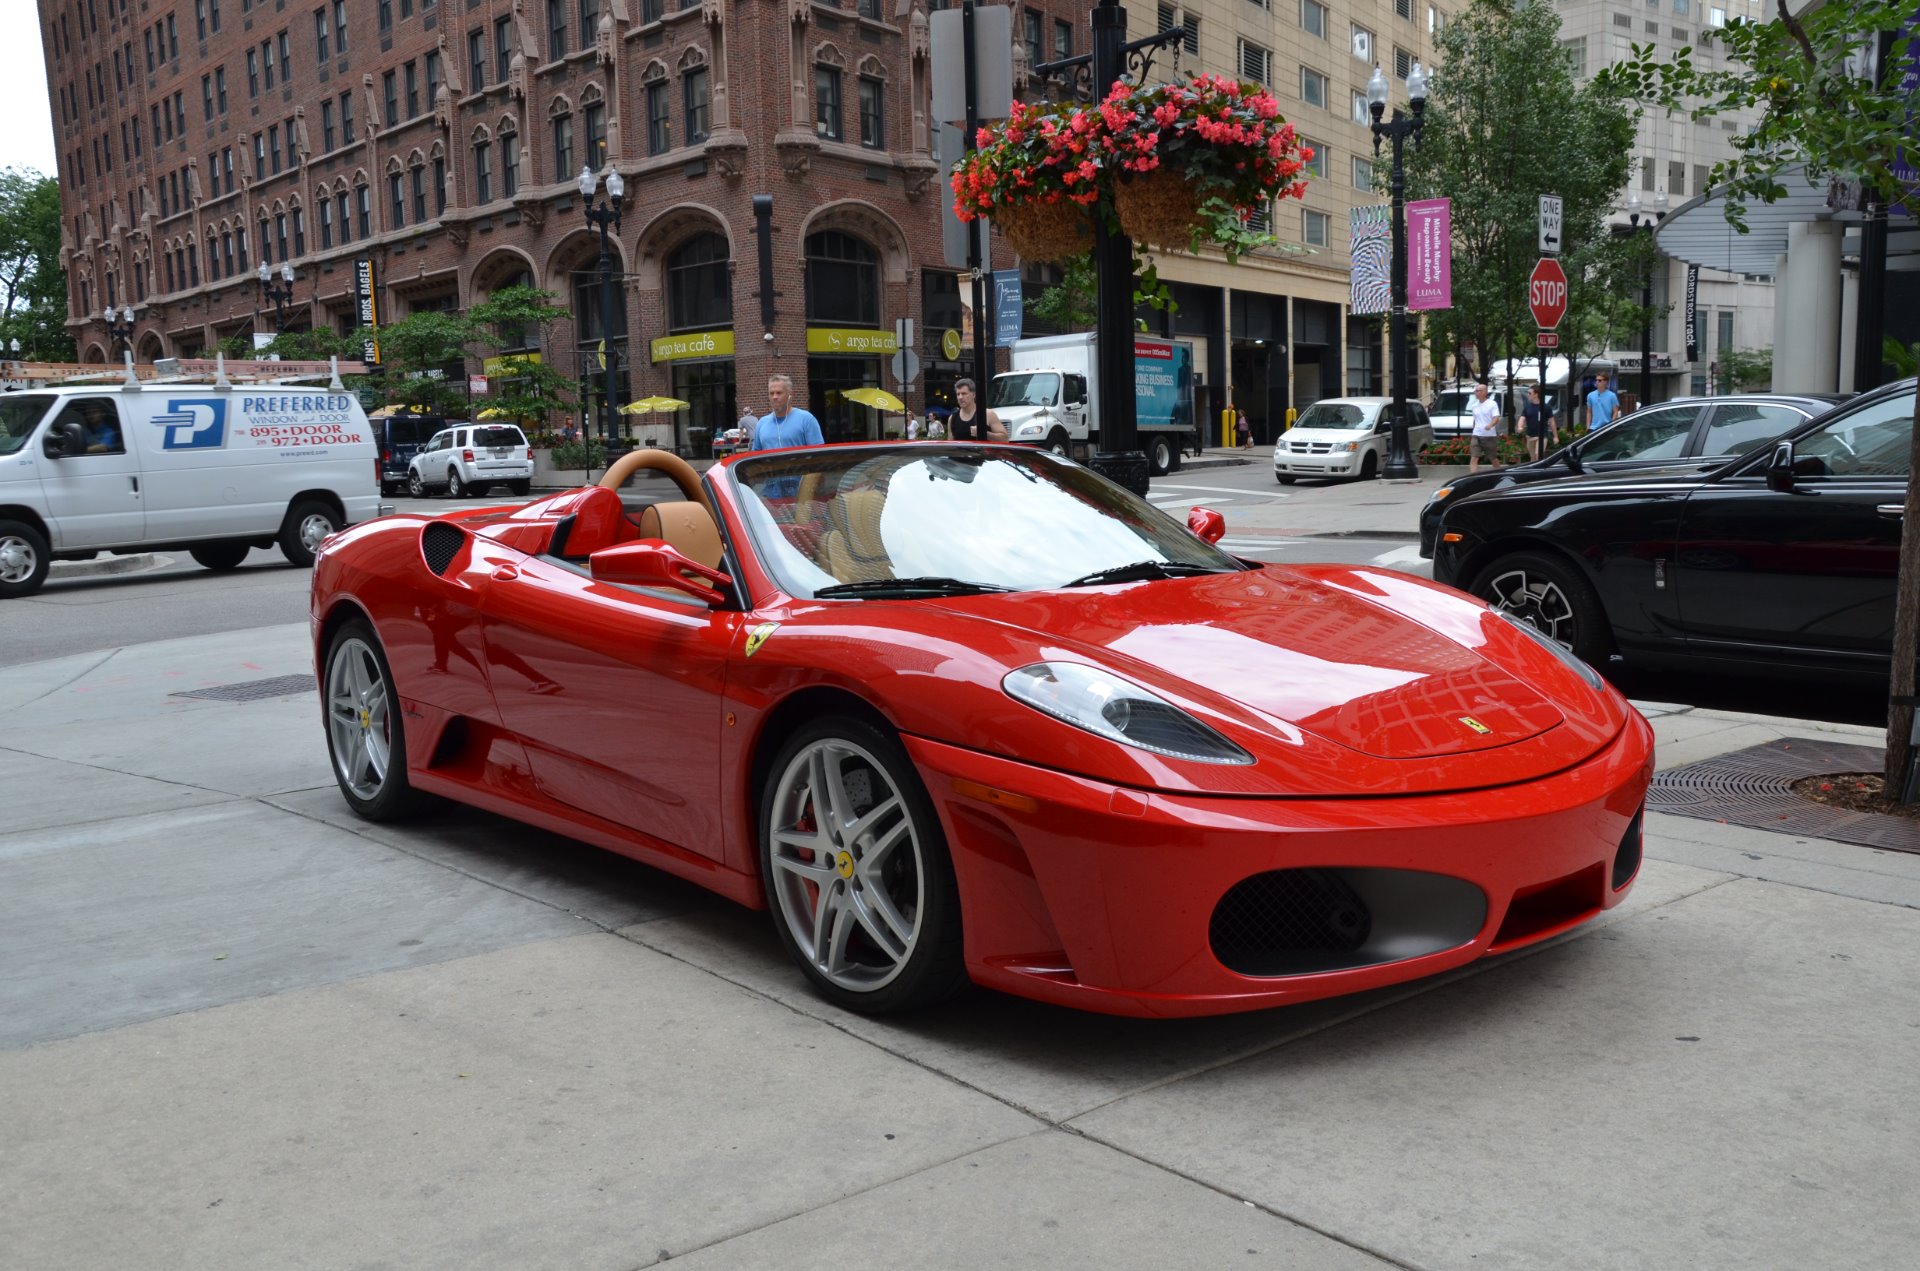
left=842, top=387, right=906, bottom=413
left=476, top=406, right=516, bottom=420
left=368, top=403, right=430, bottom=418
left=619, top=396, right=692, bottom=414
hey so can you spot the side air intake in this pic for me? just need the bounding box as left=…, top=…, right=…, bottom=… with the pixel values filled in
left=421, top=523, right=465, bottom=576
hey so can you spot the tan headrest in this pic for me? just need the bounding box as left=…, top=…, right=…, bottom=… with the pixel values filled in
left=637, top=501, right=724, bottom=571
left=830, top=488, right=889, bottom=561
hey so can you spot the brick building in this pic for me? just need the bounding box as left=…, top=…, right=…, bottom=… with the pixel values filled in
left=41, top=0, right=1441, bottom=454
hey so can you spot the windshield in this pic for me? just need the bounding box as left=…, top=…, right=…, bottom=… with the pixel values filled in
left=729, top=445, right=1244, bottom=598
left=0, top=395, right=51, bottom=455
left=991, top=373, right=1060, bottom=409
left=1433, top=391, right=1472, bottom=416
left=1294, top=402, right=1374, bottom=430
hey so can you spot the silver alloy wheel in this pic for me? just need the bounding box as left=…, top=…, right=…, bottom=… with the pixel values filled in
left=326, top=636, right=392, bottom=801
left=1484, top=566, right=1577, bottom=649
left=0, top=532, right=36, bottom=584
left=408, top=470, right=426, bottom=497
left=767, top=737, right=924, bottom=994
left=299, top=510, right=336, bottom=555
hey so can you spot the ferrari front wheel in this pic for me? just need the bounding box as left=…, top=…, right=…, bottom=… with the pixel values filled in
left=760, top=716, right=966, bottom=1013
left=323, top=619, right=427, bottom=821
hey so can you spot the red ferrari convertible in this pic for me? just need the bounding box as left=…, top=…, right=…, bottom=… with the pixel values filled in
left=313, top=444, right=1652, bottom=1017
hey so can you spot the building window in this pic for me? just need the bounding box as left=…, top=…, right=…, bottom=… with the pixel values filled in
left=474, top=139, right=493, bottom=202
left=1303, top=0, right=1327, bottom=37
left=1351, top=90, right=1371, bottom=124
left=254, top=133, right=267, bottom=179
left=1396, top=0, right=1413, bottom=20
left=405, top=62, right=419, bottom=117
left=805, top=230, right=879, bottom=327
left=432, top=157, right=445, bottom=214
left=552, top=111, right=573, bottom=178
left=1430, top=4, right=1447, bottom=33
left=858, top=0, right=880, bottom=17
left=469, top=30, right=486, bottom=90
left=216, top=68, right=227, bottom=112
left=268, top=123, right=282, bottom=173
left=276, top=212, right=289, bottom=259
left=646, top=81, right=669, bottom=154
left=321, top=101, right=336, bottom=151
left=356, top=184, right=370, bottom=238
left=411, top=165, right=426, bottom=220
left=389, top=172, right=405, bottom=227
left=383, top=71, right=398, bottom=126
left=667, top=231, right=731, bottom=332
left=580, top=0, right=600, bottom=42
left=585, top=100, right=607, bottom=165
left=815, top=66, right=843, bottom=141
left=319, top=197, right=333, bottom=246
left=1394, top=46, right=1413, bottom=79
left=501, top=129, right=519, bottom=196
left=378, top=0, right=392, bottom=32
left=315, top=8, right=329, bottom=61
left=293, top=207, right=306, bottom=254
left=334, top=0, right=348, bottom=55
left=1239, top=40, right=1272, bottom=86
left=495, top=17, right=513, bottom=83
left=1300, top=65, right=1327, bottom=108
left=1560, top=36, right=1587, bottom=77
left=247, top=49, right=259, bottom=97
left=1052, top=18, right=1072, bottom=59
left=643, top=0, right=663, bottom=22
left=858, top=76, right=884, bottom=149
left=1351, top=22, right=1372, bottom=62
left=547, top=0, right=567, bottom=60
left=684, top=69, right=709, bottom=145
left=337, top=190, right=353, bottom=241
left=341, top=91, right=354, bottom=142
left=202, top=75, right=213, bottom=120
left=1303, top=208, right=1329, bottom=246
left=426, top=53, right=440, bottom=111
left=1024, top=9, right=1042, bottom=65
left=1351, top=155, right=1374, bottom=188
left=262, top=40, right=275, bottom=90
left=1302, top=142, right=1327, bottom=179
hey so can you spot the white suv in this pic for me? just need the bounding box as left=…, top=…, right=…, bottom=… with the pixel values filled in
left=1274, top=397, right=1435, bottom=483
left=407, top=423, right=535, bottom=497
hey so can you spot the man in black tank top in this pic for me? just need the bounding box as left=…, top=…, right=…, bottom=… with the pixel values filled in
left=950, top=378, right=1008, bottom=441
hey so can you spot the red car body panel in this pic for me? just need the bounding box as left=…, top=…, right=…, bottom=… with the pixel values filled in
left=312, top=448, right=1653, bottom=1017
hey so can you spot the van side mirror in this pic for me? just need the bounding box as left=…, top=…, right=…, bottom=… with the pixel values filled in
left=588, top=540, right=732, bottom=606
left=43, top=421, right=85, bottom=459
left=1765, top=440, right=1796, bottom=492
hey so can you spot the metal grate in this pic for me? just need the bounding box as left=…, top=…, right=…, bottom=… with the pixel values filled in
left=1649, top=737, right=1920, bottom=855
left=169, top=674, right=316, bottom=703
left=1210, top=867, right=1371, bottom=975
left=421, top=522, right=464, bottom=576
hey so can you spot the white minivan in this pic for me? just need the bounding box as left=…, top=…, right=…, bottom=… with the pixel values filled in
left=0, top=383, right=384, bottom=597
left=1273, top=397, right=1436, bottom=483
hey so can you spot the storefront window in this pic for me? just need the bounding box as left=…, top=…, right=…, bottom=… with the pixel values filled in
left=807, top=355, right=883, bottom=444
left=672, top=360, right=735, bottom=459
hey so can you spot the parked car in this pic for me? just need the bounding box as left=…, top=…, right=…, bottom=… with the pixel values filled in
left=1431, top=379, right=1916, bottom=683
left=1275, top=397, right=1434, bottom=483
left=372, top=412, right=440, bottom=496
left=315, top=443, right=1651, bottom=1017
left=1417, top=393, right=1849, bottom=557
left=406, top=422, right=535, bottom=497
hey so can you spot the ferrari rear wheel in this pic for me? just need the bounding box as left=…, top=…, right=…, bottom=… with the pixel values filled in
left=323, top=619, right=427, bottom=821
left=760, top=716, right=966, bottom=1013
left=1471, top=551, right=1614, bottom=665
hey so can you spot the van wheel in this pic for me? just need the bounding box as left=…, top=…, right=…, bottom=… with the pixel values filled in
left=446, top=471, right=466, bottom=498
left=189, top=541, right=251, bottom=572
left=0, top=519, right=51, bottom=599
left=508, top=479, right=532, bottom=496
left=323, top=618, right=428, bottom=821
left=1358, top=452, right=1379, bottom=481
left=1276, top=475, right=1297, bottom=485
left=280, top=500, right=340, bottom=568
left=1148, top=435, right=1174, bottom=476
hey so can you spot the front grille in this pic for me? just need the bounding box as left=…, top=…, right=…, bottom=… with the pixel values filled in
left=1210, top=868, right=1371, bottom=975
left=1289, top=441, right=1334, bottom=454
left=420, top=522, right=465, bottom=576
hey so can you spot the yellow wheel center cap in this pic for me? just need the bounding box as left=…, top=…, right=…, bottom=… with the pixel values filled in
left=835, top=850, right=855, bottom=880
left=359, top=708, right=371, bottom=730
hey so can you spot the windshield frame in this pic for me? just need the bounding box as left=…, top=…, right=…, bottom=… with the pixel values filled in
left=724, top=443, right=1246, bottom=601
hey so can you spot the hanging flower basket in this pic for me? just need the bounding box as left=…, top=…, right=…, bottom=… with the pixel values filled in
left=1113, top=169, right=1203, bottom=251
left=995, top=200, right=1093, bottom=262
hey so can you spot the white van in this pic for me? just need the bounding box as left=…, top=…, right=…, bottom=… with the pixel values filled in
left=0, top=382, right=385, bottom=597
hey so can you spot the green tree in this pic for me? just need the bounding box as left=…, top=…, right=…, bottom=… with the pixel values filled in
left=466, top=286, right=579, bottom=437
left=1401, top=0, right=1649, bottom=420
left=1605, top=2, right=1920, bottom=796
left=1028, top=257, right=1098, bottom=333
left=365, top=310, right=475, bottom=416
left=0, top=167, right=75, bottom=361
left=1718, top=346, right=1774, bottom=392
left=255, top=326, right=363, bottom=363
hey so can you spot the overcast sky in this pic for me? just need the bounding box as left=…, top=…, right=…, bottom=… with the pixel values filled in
left=0, top=6, right=57, bottom=178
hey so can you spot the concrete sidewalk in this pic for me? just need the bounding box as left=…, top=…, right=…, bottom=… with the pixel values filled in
left=2, top=621, right=1916, bottom=1270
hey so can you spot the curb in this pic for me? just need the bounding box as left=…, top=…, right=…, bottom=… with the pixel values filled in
left=49, top=553, right=173, bottom=579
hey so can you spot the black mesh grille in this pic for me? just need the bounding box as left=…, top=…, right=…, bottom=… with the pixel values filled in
left=1210, top=868, right=1372, bottom=976
left=421, top=522, right=464, bottom=576
left=1613, top=807, right=1644, bottom=890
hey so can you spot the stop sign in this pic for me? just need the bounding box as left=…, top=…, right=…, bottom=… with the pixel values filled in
left=1529, top=257, right=1569, bottom=330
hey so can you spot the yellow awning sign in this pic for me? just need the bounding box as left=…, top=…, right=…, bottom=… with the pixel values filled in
left=805, top=327, right=899, bottom=355
left=651, top=330, right=736, bottom=362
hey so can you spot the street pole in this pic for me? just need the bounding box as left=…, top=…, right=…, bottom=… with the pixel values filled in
left=1369, top=63, right=1427, bottom=480
left=1626, top=191, right=1664, bottom=409
left=1089, top=0, right=1141, bottom=490
left=580, top=165, right=625, bottom=457
left=962, top=1, right=990, bottom=395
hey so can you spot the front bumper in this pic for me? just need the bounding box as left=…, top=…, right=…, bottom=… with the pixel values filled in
left=906, top=713, right=1653, bottom=1018
left=1274, top=452, right=1361, bottom=476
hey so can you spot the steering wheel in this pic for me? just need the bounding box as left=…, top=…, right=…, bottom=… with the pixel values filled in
left=598, top=448, right=712, bottom=514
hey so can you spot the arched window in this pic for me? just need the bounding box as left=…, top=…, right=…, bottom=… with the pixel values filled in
left=667, top=233, right=730, bottom=333
left=804, top=230, right=878, bottom=328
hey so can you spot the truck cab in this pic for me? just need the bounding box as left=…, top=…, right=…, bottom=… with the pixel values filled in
left=993, top=369, right=1088, bottom=454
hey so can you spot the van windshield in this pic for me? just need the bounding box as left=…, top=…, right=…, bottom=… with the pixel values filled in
left=0, top=395, right=51, bottom=455
left=1294, top=402, right=1373, bottom=430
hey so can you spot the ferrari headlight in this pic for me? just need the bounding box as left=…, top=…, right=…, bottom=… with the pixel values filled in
left=1496, top=609, right=1604, bottom=690
left=1003, top=663, right=1254, bottom=765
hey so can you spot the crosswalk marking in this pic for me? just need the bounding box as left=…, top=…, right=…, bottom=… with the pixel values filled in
left=1369, top=545, right=1427, bottom=567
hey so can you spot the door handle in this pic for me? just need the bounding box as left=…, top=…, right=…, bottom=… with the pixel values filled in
left=1877, top=504, right=1906, bottom=520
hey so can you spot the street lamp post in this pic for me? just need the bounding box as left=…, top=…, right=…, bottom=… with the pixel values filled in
left=1625, top=191, right=1666, bottom=408
left=1368, top=61, right=1428, bottom=480
left=579, top=164, right=625, bottom=458
left=102, top=305, right=137, bottom=359
left=257, top=260, right=299, bottom=335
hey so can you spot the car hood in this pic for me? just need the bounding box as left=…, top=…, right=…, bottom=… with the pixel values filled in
left=1459, top=462, right=1720, bottom=502
left=754, top=565, right=1627, bottom=798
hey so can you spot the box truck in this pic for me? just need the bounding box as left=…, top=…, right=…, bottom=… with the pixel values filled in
left=989, top=333, right=1197, bottom=475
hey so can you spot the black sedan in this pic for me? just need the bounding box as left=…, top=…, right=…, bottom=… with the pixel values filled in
left=1418, top=393, right=1847, bottom=557
left=1432, top=379, right=1916, bottom=683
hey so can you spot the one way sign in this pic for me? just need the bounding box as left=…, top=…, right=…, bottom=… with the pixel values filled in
left=1539, top=194, right=1563, bottom=255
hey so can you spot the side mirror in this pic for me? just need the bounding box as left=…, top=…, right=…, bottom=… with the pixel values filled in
left=588, top=541, right=732, bottom=606
left=43, top=421, right=84, bottom=458
left=1187, top=506, right=1226, bottom=544
left=1765, top=440, right=1796, bottom=492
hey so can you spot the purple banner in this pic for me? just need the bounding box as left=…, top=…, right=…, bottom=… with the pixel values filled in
left=1407, top=198, right=1453, bottom=311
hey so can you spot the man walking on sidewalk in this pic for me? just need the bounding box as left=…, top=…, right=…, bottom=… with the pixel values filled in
left=1469, top=381, right=1502, bottom=475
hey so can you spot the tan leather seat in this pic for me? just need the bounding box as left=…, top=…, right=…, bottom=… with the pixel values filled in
left=637, top=501, right=725, bottom=571
left=819, top=488, right=893, bottom=582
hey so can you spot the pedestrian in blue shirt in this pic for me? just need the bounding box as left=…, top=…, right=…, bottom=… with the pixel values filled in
left=1585, top=372, right=1621, bottom=431
left=751, top=374, right=824, bottom=451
